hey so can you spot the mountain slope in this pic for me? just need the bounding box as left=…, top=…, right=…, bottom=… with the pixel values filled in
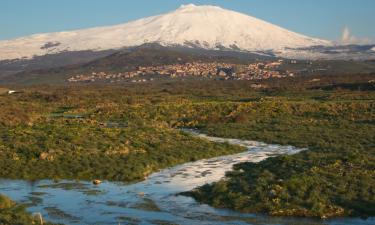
left=0, top=4, right=330, bottom=61
left=3, top=44, right=375, bottom=85
left=0, top=45, right=257, bottom=84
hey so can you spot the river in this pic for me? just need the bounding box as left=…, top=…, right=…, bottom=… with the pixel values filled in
left=0, top=131, right=373, bottom=225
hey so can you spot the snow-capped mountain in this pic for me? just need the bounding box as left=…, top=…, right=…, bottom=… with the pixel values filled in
left=0, top=4, right=332, bottom=61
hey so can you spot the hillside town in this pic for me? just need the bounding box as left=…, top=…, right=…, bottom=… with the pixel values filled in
left=67, top=60, right=293, bottom=83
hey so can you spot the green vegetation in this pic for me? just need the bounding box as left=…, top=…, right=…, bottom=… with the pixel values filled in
left=0, top=194, right=58, bottom=225
left=176, top=83, right=375, bottom=218
left=0, top=123, right=243, bottom=181
left=184, top=100, right=375, bottom=218
left=0, top=73, right=374, bottom=220
left=0, top=82, right=256, bottom=182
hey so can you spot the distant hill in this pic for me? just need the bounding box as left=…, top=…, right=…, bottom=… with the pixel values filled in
left=1, top=45, right=375, bottom=85
left=0, top=49, right=116, bottom=78
left=0, top=45, right=264, bottom=84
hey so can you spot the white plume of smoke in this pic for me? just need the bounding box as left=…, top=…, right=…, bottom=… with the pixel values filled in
left=341, top=27, right=351, bottom=43
left=341, top=26, right=374, bottom=45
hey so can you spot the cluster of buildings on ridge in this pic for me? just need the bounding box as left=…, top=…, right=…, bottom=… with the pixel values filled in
left=67, top=60, right=294, bottom=83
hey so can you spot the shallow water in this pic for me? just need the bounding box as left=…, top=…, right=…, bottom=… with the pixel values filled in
left=0, top=131, right=373, bottom=225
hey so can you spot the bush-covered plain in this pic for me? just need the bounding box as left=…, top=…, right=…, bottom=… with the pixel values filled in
left=0, top=75, right=374, bottom=220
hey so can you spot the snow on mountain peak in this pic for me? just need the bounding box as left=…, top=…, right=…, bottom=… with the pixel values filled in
left=178, top=4, right=222, bottom=11
left=0, top=4, right=331, bottom=60
left=179, top=3, right=198, bottom=8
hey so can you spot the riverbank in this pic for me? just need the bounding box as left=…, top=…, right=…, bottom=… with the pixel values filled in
left=183, top=102, right=375, bottom=218
left=0, top=194, right=59, bottom=225
left=0, top=134, right=341, bottom=225
left=1, top=133, right=373, bottom=224
left=0, top=125, right=244, bottom=182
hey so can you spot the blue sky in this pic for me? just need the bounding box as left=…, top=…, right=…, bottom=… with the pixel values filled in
left=1, top=0, right=374, bottom=42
